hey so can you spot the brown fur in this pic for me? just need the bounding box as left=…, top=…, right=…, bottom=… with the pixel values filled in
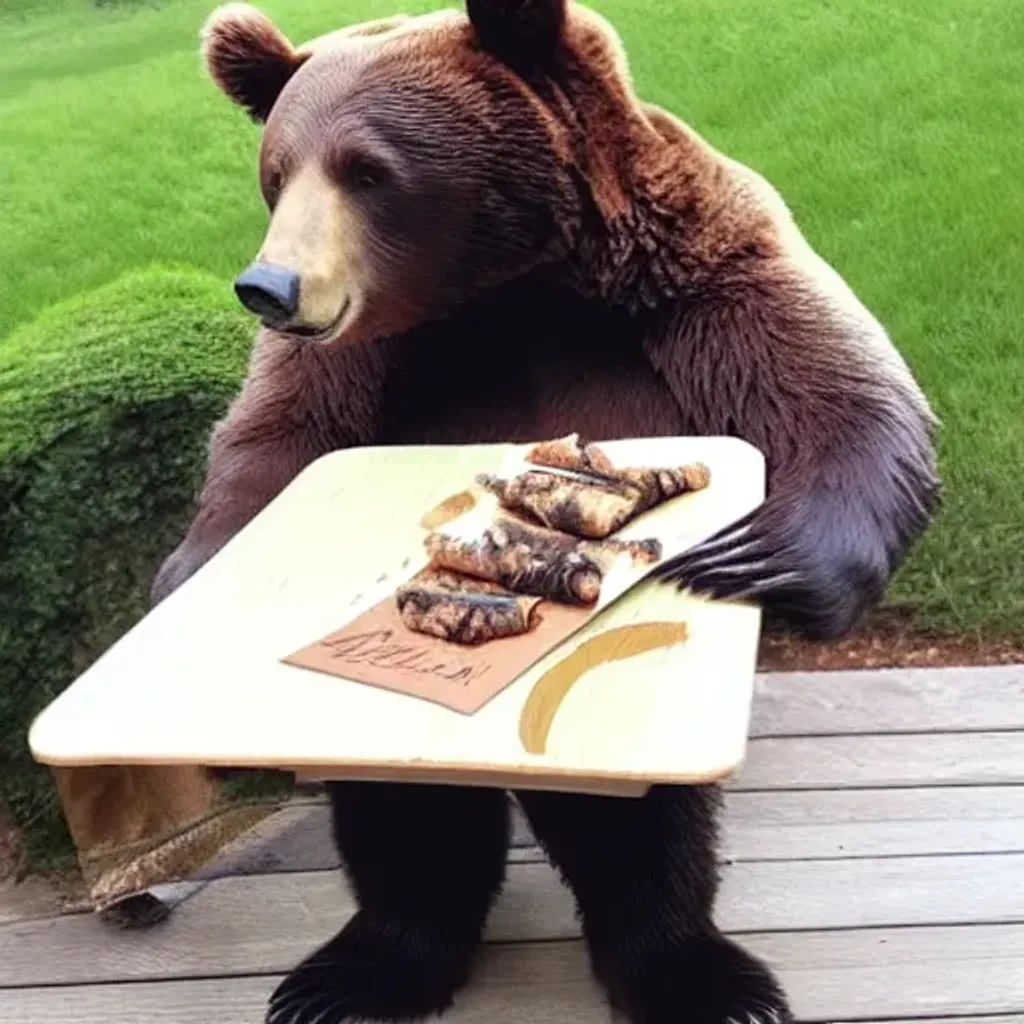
left=157, top=1, right=939, bottom=639
left=155, top=6, right=941, bottom=1022
left=200, top=3, right=309, bottom=122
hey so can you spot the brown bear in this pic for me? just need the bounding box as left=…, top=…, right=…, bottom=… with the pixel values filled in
left=153, top=1, right=941, bottom=1022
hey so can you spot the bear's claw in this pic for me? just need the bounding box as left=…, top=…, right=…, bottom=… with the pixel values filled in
left=265, top=911, right=476, bottom=1024
left=599, top=934, right=793, bottom=1024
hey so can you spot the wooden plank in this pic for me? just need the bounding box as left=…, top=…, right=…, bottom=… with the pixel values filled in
left=721, top=786, right=1024, bottom=860
left=196, top=800, right=541, bottom=880
left=746, top=923, right=1024, bottom=1019
left=0, top=863, right=567, bottom=988
left=5, top=853, right=1024, bottom=987
left=194, top=801, right=539, bottom=880
left=862, top=1020, right=1024, bottom=1024
left=301, top=732, right=1024, bottom=793
left=4, top=926, right=1024, bottom=1022
left=191, top=803, right=333, bottom=879
left=733, top=732, right=1024, bottom=790
left=722, top=852, right=1024, bottom=931
left=751, top=665, right=1024, bottom=737
left=208, top=786, right=1024, bottom=877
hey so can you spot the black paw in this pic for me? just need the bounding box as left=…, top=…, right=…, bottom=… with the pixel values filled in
left=602, top=934, right=792, bottom=1024
left=651, top=500, right=885, bottom=641
left=652, top=507, right=795, bottom=598
left=266, top=911, right=477, bottom=1024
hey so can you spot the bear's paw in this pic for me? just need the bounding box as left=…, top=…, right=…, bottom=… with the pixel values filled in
left=603, top=934, right=792, bottom=1024
left=265, top=911, right=476, bottom=1024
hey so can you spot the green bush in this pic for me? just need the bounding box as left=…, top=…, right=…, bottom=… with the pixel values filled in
left=0, top=265, right=255, bottom=868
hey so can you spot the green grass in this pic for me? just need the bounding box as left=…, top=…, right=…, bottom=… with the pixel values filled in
left=1, top=0, right=1022, bottom=643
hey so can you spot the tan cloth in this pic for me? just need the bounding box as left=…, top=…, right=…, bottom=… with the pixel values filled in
left=52, top=764, right=283, bottom=913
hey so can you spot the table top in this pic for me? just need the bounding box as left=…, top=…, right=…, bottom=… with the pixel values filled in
left=29, top=435, right=765, bottom=796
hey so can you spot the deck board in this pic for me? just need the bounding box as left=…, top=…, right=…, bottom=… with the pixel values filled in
left=4, top=663, right=1024, bottom=1024
left=4, top=852, right=1024, bottom=988
left=5, top=926, right=1024, bottom=1023
left=733, top=731, right=1024, bottom=789
left=721, top=785, right=1024, bottom=859
left=190, top=785, right=1024, bottom=880
left=750, top=666, right=1024, bottom=736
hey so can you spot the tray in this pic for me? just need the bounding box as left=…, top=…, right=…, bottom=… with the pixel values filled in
left=28, top=436, right=765, bottom=797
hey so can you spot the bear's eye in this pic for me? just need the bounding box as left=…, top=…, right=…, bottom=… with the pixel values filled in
left=341, top=153, right=391, bottom=192
left=263, top=168, right=284, bottom=207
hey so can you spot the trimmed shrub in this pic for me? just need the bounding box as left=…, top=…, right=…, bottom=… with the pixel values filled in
left=0, top=265, right=256, bottom=867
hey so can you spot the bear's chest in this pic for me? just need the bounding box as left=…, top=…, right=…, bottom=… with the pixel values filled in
left=373, top=280, right=688, bottom=446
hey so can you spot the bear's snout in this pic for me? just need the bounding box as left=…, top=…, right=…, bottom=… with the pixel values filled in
left=234, top=262, right=301, bottom=328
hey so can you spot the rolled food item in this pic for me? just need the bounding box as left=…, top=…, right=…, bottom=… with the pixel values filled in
left=479, top=434, right=711, bottom=538
left=424, top=513, right=662, bottom=606
left=477, top=470, right=637, bottom=539
left=395, top=568, right=542, bottom=646
left=524, top=433, right=617, bottom=475
left=425, top=514, right=602, bottom=604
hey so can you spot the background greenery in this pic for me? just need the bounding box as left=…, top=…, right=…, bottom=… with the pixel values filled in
left=0, top=266, right=255, bottom=866
left=1, top=0, right=1022, bottom=865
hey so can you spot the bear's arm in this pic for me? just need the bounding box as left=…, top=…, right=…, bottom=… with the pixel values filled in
left=645, top=273, right=940, bottom=640
left=150, top=335, right=388, bottom=606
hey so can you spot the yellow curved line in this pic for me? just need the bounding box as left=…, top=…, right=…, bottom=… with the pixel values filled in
left=518, top=621, right=689, bottom=756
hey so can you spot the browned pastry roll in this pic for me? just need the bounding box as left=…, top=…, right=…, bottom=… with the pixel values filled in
left=425, top=515, right=602, bottom=604
left=424, top=514, right=661, bottom=606
left=395, top=568, right=542, bottom=645
left=478, top=435, right=710, bottom=539
left=524, top=433, right=617, bottom=475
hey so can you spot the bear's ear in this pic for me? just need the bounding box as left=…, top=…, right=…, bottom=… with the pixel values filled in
left=466, top=0, right=566, bottom=75
left=200, top=3, right=309, bottom=123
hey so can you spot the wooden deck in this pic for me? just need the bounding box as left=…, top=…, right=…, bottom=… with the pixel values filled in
left=3, top=664, right=1024, bottom=1024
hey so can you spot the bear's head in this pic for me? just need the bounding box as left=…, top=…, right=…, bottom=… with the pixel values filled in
left=201, top=0, right=665, bottom=347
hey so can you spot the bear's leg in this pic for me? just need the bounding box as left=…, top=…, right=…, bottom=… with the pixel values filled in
left=515, top=784, right=792, bottom=1024
left=266, top=780, right=510, bottom=1024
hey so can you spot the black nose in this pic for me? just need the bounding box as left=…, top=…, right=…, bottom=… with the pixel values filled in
left=234, top=263, right=300, bottom=326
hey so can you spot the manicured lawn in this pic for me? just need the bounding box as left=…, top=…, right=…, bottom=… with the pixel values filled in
left=2, top=0, right=1022, bottom=638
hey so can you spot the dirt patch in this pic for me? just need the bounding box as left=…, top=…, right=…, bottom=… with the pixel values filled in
left=0, top=807, right=89, bottom=921
left=757, top=609, right=1024, bottom=672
